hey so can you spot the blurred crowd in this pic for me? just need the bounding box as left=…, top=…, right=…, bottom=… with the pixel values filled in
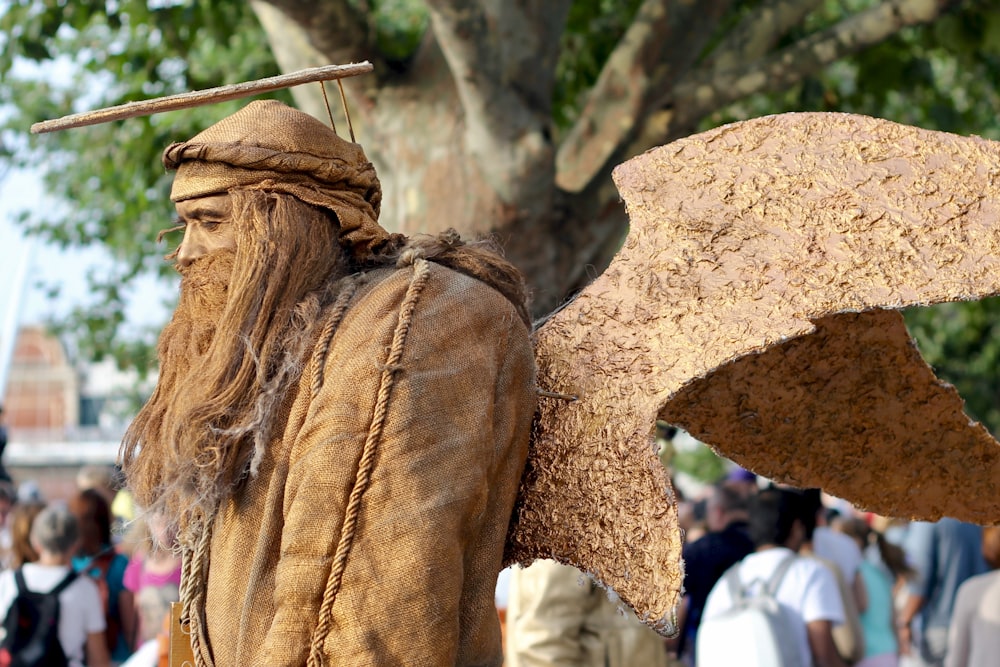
left=0, top=465, right=178, bottom=667
left=0, top=462, right=993, bottom=667
left=501, top=467, right=998, bottom=667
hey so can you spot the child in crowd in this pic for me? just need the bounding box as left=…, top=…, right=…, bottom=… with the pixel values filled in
left=69, top=489, right=135, bottom=663
left=123, top=514, right=181, bottom=647
left=0, top=505, right=111, bottom=667
left=840, top=516, right=914, bottom=667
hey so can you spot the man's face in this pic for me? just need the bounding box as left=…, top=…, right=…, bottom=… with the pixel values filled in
left=175, top=193, right=237, bottom=267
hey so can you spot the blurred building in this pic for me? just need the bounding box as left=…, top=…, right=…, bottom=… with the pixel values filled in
left=5, top=325, right=79, bottom=436
left=0, top=325, right=149, bottom=501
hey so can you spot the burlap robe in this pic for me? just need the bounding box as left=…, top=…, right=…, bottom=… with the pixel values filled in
left=188, top=258, right=535, bottom=666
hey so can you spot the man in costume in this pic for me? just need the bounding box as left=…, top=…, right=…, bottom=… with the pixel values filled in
left=120, top=99, right=537, bottom=666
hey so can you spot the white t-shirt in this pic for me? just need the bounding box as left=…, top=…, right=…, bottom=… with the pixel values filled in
left=702, top=547, right=845, bottom=667
left=0, top=563, right=106, bottom=667
left=814, top=526, right=863, bottom=582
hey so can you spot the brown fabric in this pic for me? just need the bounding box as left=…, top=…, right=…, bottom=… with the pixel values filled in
left=510, top=112, right=1000, bottom=634
left=402, top=231, right=532, bottom=328
left=163, top=100, right=391, bottom=260
left=192, top=262, right=535, bottom=666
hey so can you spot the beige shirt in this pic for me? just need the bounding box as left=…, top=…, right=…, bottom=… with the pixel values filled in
left=507, top=559, right=668, bottom=667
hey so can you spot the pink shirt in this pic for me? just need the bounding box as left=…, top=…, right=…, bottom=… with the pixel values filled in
left=123, top=556, right=182, bottom=592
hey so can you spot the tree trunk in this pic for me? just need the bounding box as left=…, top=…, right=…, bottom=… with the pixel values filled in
left=251, top=0, right=964, bottom=317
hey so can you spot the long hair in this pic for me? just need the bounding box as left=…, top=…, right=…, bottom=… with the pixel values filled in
left=122, top=190, right=531, bottom=532
left=121, top=189, right=348, bottom=527
left=68, top=489, right=112, bottom=557
left=9, top=501, right=44, bottom=567
left=839, top=516, right=914, bottom=580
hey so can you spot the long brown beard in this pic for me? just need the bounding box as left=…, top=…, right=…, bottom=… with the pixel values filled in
left=121, top=190, right=348, bottom=530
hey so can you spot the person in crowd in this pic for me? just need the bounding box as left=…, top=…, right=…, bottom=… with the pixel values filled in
left=942, top=525, right=1000, bottom=667
left=801, top=489, right=869, bottom=614
left=76, top=466, right=118, bottom=508
left=506, top=559, right=668, bottom=667
left=494, top=566, right=513, bottom=663
left=0, top=481, right=17, bottom=562
left=677, top=487, right=709, bottom=546
left=110, top=487, right=136, bottom=543
left=69, top=489, right=135, bottom=662
left=0, top=504, right=111, bottom=667
left=122, top=514, right=181, bottom=649
left=797, top=488, right=868, bottom=664
left=724, top=466, right=759, bottom=499
left=701, top=486, right=847, bottom=667
left=841, top=517, right=914, bottom=667
left=77, top=465, right=129, bottom=543
left=4, top=500, right=45, bottom=569
left=16, top=480, right=43, bottom=505
left=0, top=405, right=11, bottom=483
left=898, top=519, right=987, bottom=667
left=675, top=480, right=755, bottom=663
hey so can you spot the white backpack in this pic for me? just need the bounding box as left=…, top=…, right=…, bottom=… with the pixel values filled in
left=696, top=553, right=805, bottom=667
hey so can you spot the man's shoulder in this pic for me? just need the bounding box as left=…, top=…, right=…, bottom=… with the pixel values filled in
left=788, top=552, right=836, bottom=579
left=814, top=526, right=862, bottom=574
left=346, top=261, right=530, bottom=340
left=814, top=525, right=858, bottom=552
left=739, top=549, right=831, bottom=587
left=739, top=548, right=792, bottom=571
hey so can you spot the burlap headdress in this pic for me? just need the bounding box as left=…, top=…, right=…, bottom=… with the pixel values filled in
left=162, top=99, right=389, bottom=259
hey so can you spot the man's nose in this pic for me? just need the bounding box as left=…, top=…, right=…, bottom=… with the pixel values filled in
left=176, top=228, right=203, bottom=267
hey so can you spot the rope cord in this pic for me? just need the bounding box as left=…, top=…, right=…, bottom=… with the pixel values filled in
left=310, top=280, right=359, bottom=401
left=174, top=276, right=361, bottom=667
left=180, top=516, right=215, bottom=667
left=306, top=258, right=432, bottom=666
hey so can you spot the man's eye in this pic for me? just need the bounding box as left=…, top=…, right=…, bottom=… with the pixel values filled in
left=202, top=221, right=221, bottom=231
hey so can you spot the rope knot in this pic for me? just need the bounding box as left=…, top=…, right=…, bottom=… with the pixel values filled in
left=396, top=246, right=425, bottom=268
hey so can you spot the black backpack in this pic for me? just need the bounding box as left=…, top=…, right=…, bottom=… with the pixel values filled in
left=0, top=569, right=77, bottom=667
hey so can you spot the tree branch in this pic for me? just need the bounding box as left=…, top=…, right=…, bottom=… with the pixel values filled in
left=424, top=0, right=572, bottom=211
left=668, top=0, right=963, bottom=131
left=424, top=1, right=570, bottom=128
left=254, top=0, right=376, bottom=69
left=701, top=0, right=825, bottom=73
left=555, top=0, right=733, bottom=193
left=251, top=1, right=384, bottom=130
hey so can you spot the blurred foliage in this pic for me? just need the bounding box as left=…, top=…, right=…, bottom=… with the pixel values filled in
left=657, top=425, right=730, bottom=484
left=2, top=0, right=1000, bottom=437
left=672, top=444, right=729, bottom=486
left=553, top=0, right=643, bottom=130
left=904, top=298, right=1000, bottom=436
left=349, top=0, right=428, bottom=63
left=704, top=0, right=1000, bottom=140
left=0, top=0, right=287, bottom=374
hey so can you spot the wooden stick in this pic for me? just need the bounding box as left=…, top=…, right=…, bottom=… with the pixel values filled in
left=30, top=62, right=374, bottom=134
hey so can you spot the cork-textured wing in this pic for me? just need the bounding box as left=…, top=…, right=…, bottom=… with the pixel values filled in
left=506, top=112, right=1000, bottom=634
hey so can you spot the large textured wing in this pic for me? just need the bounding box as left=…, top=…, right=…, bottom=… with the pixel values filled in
left=505, top=112, right=1000, bottom=633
